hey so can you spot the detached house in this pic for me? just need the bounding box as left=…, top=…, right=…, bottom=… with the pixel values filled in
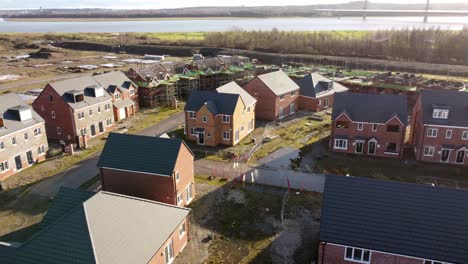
left=33, top=76, right=115, bottom=147
left=411, top=90, right=468, bottom=165
left=93, top=71, right=139, bottom=122
left=244, top=70, right=299, bottom=121
left=98, top=133, right=195, bottom=206
left=0, top=93, right=48, bottom=181
left=295, top=72, right=348, bottom=112
left=319, top=175, right=468, bottom=264
left=185, top=82, right=256, bottom=146
left=11, top=187, right=190, bottom=264
left=331, top=93, right=408, bottom=158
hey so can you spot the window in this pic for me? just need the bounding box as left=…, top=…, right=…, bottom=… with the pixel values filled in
left=188, top=112, right=196, bottom=119
left=179, top=223, right=186, bottom=238
left=98, top=106, right=101, bottom=113
left=446, top=130, right=452, bottom=139
left=0, top=141, right=3, bottom=150
left=115, top=93, right=121, bottom=99
left=80, top=128, right=87, bottom=136
left=89, top=109, right=93, bottom=116
left=463, top=131, right=468, bottom=140
left=334, top=139, right=348, bottom=150
left=223, top=131, right=230, bottom=140
left=175, top=171, right=180, bottom=182
left=202, top=116, right=207, bottom=123
left=432, top=109, right=449, bottom=119
left=190, top=128, right=195, bottom=136
left=164, top=239, right=174, bottom=264
left=279, top=95, right=285, bottom=101
left=241, top=124, right=245, bottom=132
left=38, top=145, right=46, bottom=155
left=129, top=89, right=135, bottom=95
left=386, top=125, right=400, bottom=133
left=427, top=128, right=438, bottom=138
left=177, top=192, right=183, bottom=205
left=385, top=143, right=398, bottom=153
left=49, top=95, right=53, bottom=102
left=247, top=107, right=251, bottom=112
left=249, top=119, right=254, bottom=131
left=357, top=122, right=364, bottom=131
left=186, top=183, right=194, bottom=202
left=345, top=247, right=371, bottom=263
left=51, top=111, right=56, bottom=119
left=34, top=128, right=42, bottom=136
left=105, top=104, right=111, bottom=111
left=424, top=260, right=448, bottom=264
left=372, top=124, right=378, bottom=132
left=78, top=112, right=84, bottom=120
left=336, top=121, right=350, bottom=129
left=106, top=118, right=113, bottom=126
left=11, top=137, right=16, bottom=145
left=222, top=115, right=230, bottom=123
left=235, top=129, right=240, bottom=142
left=57, top=127, right=62, bottom=135
left=290, top=91, right=296, bottom=97
left=424, top=146, right=435, bottom=157
left=318, top=100, right=321, bottom=106
left=0, top=161, right=9, bottom=172
left=24, top=132, right=28, bottom=141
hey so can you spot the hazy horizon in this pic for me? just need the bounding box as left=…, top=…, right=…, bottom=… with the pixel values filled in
left=2, top=0, right=468, bottom=10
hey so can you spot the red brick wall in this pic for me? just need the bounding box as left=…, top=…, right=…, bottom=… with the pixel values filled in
left=244, top=77, right=299, bottom=121
left=101, top=168, right=177, bottom=205
left=33, top=85, right=76, bottom=142
left=330, top=114, right=406, bottom=159
left=318, top=243, right=424, bottom=264
left=148, top=219, right=189, bottom=264
left=298, top=94, right=334, bottom=112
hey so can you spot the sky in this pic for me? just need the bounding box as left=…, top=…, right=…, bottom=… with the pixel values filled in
left=1, top=0, right=468, bottom=10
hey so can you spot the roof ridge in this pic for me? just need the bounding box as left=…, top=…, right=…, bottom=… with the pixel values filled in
left=97, top=191, right=191, bottom=211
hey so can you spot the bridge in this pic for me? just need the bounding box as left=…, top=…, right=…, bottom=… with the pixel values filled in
left=316, top=0, right=468, bottom=22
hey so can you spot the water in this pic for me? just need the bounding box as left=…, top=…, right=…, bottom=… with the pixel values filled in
left=0, top=16, right=467, bottom=33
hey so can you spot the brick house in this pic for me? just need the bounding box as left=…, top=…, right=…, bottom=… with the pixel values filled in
left=330, top=93, right=408, bottom=158
left=11, top=187, right=190, bottom=264
left=184, top=82, right=256, bottom=147
left=32, top=76, right=115, bottom=147
left=411, top=90, right=468, bottom=165
left=0, top=93, right=48, bottom=181
left=93, top=71, right=139, bottom=122
left=319, top=175, right=468, bottom=264
left=98, top=133, right=195, bottom=206
left=244, top=70, right=299, bottom=121
left=295, top=72, right=348, bottom=112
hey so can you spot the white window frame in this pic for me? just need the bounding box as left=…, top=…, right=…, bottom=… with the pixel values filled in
left=57, top=127, right=62, bottom=135
left=24, top=132, right=29, bottom=141
left=222, top=115, right=230, bottom=123
left=279, top=95, right=285, bottom=101
left=427, top=128, right=438, bottom=138
left=0, top=141, right=4, bottom=150
left=114, top=93, right=121, bottom=100
left=371, top=124, right=378, bottom=132
left=202, top=116, right=208, bottom=123
left=432, top=109, right=449, bottom=119
left=424, top=146, right=435, bottom=157
left=223, top=131, right=230, bottom=140
left=177, top=192, right=183, bottom=205
left=179, top=223, right=186, bottom=238
left=344, top=246, right=371, bottom=264
left=290, top=91, right=296, bottom=97
left=11, top=137, right=16, bottom=145
left=318, top=99, right=321, bottom=106
left=89, top=109, right=93, bottom=116
left=185, top=183, right=193, bottom=203
left=51, top=111, right=56, bottom=119
left=164, top=239, right=174, bottom=264
left=334, top=139, right=348, bottom=150
left=0, top=160, right=9, bottom=173
left=249, top=119, right=254, bottom=132
left=324, top=97, right=329, bottom=108
left=188, top=111, right=196, bottom=119
left=357, top=122, right=364, bottom=131
left=445, top=129, right=452, bottom=139
left=175, top=171, right=180, bottom=182
left=34, top=128, right=41, bottom=136
left=241, top=124, right=245, bottom=132
left=463, top=131, right=468, bottom=140
left=424, top=260, right=449, bottom=264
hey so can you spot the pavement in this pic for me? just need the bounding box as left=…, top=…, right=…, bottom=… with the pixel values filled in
left=29, top=111, right=185, bottom=197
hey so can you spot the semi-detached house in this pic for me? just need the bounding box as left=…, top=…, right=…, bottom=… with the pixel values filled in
left=330, top=93, right=408, bottom=158
left=0, top=93, right=48, bottom=181
left=33, top=76, right=115, bottom=147
left=411, top=90, right=468, bottom=165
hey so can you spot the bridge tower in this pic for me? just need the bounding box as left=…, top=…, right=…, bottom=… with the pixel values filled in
left=363, top=0, right=368, bottom=20
left=424, top=0, right=430, bottom=23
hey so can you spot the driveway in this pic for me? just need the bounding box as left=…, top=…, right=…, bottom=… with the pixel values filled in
left=29, top=111, right=185, bottom=197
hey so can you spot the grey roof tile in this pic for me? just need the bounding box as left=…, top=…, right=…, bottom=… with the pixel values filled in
left=295, top=72, right=348, bottom=98
left=256, top=70, right=299, bottom=96
left=320, top=175, right=468, bottom=264
left=0, top=93, right=44, bottom=138
left=331, top=93, right=408, bottom=125
left=420, top=89, right=468, bottom=127
left=92, top=71, right=136, bottom=93
left=185, top=91, right=241, bottom=116
left=216, top=81, right=257, bottom=108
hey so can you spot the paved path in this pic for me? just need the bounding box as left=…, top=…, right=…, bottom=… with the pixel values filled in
left=29, top=112, right=185, bottom=197
left=195, top=159, right=325, bottom=193
left=0, top=73, right=90, bottom=91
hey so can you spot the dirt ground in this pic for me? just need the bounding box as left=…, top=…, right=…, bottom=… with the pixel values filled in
left=177, top=177, right=322, bottom=264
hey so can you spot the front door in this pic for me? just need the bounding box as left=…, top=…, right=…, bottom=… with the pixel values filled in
left=290, top=103, right=295, bottom=114
left=15, top=155, right=22, bottom=170
left=98, top=122, right=104, bottom=133
left=26, top=151, right=34, bottom=165
left=324, top=98, right=329, bottom=108
left=90, top=125, right=96, bottom=136
left=368, top=141, right=376, bottom=155
left=441, top=149, right=450, bottom=162
left=198, top=132, right=205, bottom=145
left=119, top=107, right=126, bottom=120
left=279, top=107, right=284, bottom=119
left=456, top=150, right=465, bottom=164
left=355, top=142, right=364, bottom=154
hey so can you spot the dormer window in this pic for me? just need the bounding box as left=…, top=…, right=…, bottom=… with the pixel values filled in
left=433, top=109, right=449, bottom=119
left=75, top=93, right=84, bottom=103
left=88, top=85, right=105, bottom=98
left=115, top=93, right=121, bottom=100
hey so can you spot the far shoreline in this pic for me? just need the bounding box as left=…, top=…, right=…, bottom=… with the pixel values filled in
left=2, top=16, right=314, bottom=22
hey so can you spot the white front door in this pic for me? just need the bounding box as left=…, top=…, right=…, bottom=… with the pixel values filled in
left=279, top=107, right=284, bottom=119
left=324, top=98, right=329, bottom=108
left=119, top=108, right=126, bottom=120
left=290, top=103, right=295, bottom=114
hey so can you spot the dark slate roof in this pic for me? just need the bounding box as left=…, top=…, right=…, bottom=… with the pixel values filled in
left=0, top=244, right=17, bottom=264
left=320, top=175, right=468, bottom=264
left=40, top=187, right=94, bottom=229
left=420, top=89, right=468, bottom=127
left=185, top=91, right=241, bottom=115
left=97, top=133, right=192, bottom=176
left=331, top=93, right=408, bottom=125
left=295, top=72, right=348, bottom=98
